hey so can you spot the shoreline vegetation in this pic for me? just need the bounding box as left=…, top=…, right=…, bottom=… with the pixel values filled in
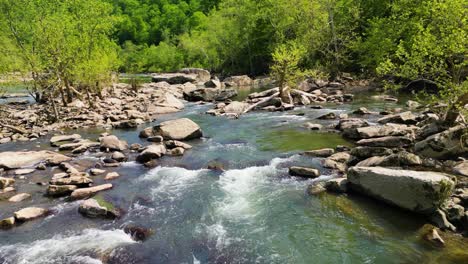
left=0, top=0, right=467, bottom=262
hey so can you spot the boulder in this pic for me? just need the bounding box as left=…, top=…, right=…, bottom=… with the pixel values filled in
left=47, top=185, right=77, bottom=197
left=165, top=140, right=192, bottom=150
left=289, top=166, right=320, bottom=178
left=14, top=207, right=48, bottom=222
left=105, top=172, right=120, bottom=180
left=336, top=118, right=369, bottom=139
left=179, top=68, right=211, bottom=82
left=100, top=135, right=128, bottom=151
left=167, top=147, right=185, bottom=156
left=357, top=136, right=413, bottom=148
left=136, top=144, right=167, bottom=163
left=356, top=124, right=415, bottom=139
left=0, top=217, right=15, bottom=229
left=148, top=136, right=164, bottom=143
left=352, top=107, right=374, bottom=115
left=8, top=193, right=31, bottom=202
left=414, top=126, right=468, bottom=159
left=348, top=167, right=455, bottom=213
left=139, top=127, right=154, bottom=138
left=155, top=93, right=185, bottom=110
left=154, top=118, right=202, bottom=140
left=0, top=151, right=71, bottom=169
left=151, top=73, right=197, bottom=84
left=350, top=147, right=393, bottom=159
left=325, top=178, right=348, bottom=193
left=111, top=151, right=127, bottom=162
left=78, top=198, right=118, bottom=219
left=14, top=168, right=35, bottom=175
left=356, top=152, right=422, bottom=167
left=50, top=176, right=93, bottom=187
left=304, top=123, right=323, bottom=131
left=50, top=134, right=81, bottom=146
left=223, top=101, right=250, bottom=114
left=0, top=177, right=15, bottom=189
left=184, top=88, right=237, bottom=102
left=205, top=78, right=222, bottom=88
left=70, top=184, right=113, bottom=200
left=378, top=111, right=418, bottom=125
left=90, top=168, right=106, bottom=176
left=453, top=161, right=468, bottom=177
left=304, top=148, right=335, bottom=157
left=307, top=182, right=327, bottom=195
left=317, top=112, right=336, bottom=120
left=223, top=75, right=252, bottom=87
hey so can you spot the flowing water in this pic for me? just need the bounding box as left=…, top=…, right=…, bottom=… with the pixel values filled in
left=0, top=93, right=467, bottom=264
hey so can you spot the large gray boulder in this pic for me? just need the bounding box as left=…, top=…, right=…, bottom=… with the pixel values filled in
left=70, top=184, right=113, bottom=200
left=179, top=68, right=211, bottom=82
left=78, top=198, right=118, bottom=219
left=136, top=144, right=167, bottom=163
left=223, top=101, right=250, bottom=115
left=151, top=73, right=197, bottom=84
left=336, top=118, right=369, bottom=139
left=154, top=118, right=202, bottom=140
left=355, top=152, right=422, bottom=167
left=356, top=124, right=415, bottom=139
left=223, top=75, right=253, bottom=87
left=100, top=135, right=128, bottom=151
left=50, top=134, right=82, bottom=146
left=184, top=88, right=237, bottom=102
left=414, top=125, right=468, bottom=159
left=378, top=111, right=418, bottom=125
left=0, top=151, right=71, bottom=169
left=14, top=207, right=48, bottom=222
left=357, top=136, right=413, bottom=147
left=348, top=167, right=455, bottom=214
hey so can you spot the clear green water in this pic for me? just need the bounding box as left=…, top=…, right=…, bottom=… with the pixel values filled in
left=0, top=95, right=467, bottom=263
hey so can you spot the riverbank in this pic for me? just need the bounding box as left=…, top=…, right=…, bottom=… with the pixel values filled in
left=0, top=70, right=467, bottom=263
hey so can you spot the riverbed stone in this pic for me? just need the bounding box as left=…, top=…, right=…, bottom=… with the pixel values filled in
left=356, top=124, right=415, bottom=139
left=50, top=176, right=93, bottom=187
left=348, top=167, right=455, bottom=214
left=325, top=178, right=348, bottom=193
left=414, top=125, right=468, bottom=159
left=355, top=152, right=422, bottom=167
left=223, top=101, right=250, bottom=114
left=357, top=136, right=413, bottom=148
left=78, top=198, right=116, bottom=218
left=90, top=168, right=106, bottom=176
left=317, top=112, right=336, bottom=120
left=165, top=140, right=192, bottom=150
left=184, top=88, right=237, bottom=102
left=378, top=111, right=418, bottom=125
left=47, top=185, right=78, bottom=197
left=0, top=177, right=15, bottom=189
left=307, top=182, right=327, bottom=195
left=289, top=166, right=320, bottom=178
left=14, top=168, right=35, bottom=175
left=0, top=151, right=71, bottom=169
left=104, top=172, right=120, bottom=180
left=8, top=193, right=31, bottom=202
left=304, top=148, right=335, bottom=157
left=167, top=147, right=185, bottom=156
left=154, top=118, right=202, bottom=140
left=350, top=147, right=393, bottom=159
left=111, top=151, right=127, bottom=162
left=50, top=134, right=81, bottom=146
left=136, top=144, right=167, bottom=163
left=453, top=161, right=468, bottom=177
left=14, top=207, right=48, bottom=222
left=70, top=184, right=113, bottom=200
left=337, top=118, right=369, bottom=139
left=100, top=135, right=128, bottom=151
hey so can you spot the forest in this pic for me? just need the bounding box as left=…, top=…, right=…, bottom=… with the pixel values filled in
left=0, top=0, right=467, bottom=99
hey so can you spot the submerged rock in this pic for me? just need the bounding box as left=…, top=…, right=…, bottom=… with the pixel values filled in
left=123, top=225, right=153, bottom=242
left=154, top=118, right=202, bottom=140
left=304, top=148, right=335, bottom=157
left=348, top=167, right=455, bottom=214
left=325, top=178, right=348, bottom=193
left=50, top=134, right=81, bottom=146
left=0, top=217, right=15, bottom=229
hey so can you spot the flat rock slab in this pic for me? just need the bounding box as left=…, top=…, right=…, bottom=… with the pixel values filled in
left=0, top=151, right=71, bottom=169
left=8, top=193, right=31, bottom=202
left=151, top=73, right=197, bottom=84
left=14, top=207, right=48, bottom=221
left=70, top=184, right=113, bottom=200
left=348, top=167, right=455, bottom=213
left=50, top=134, right=82, bottom=146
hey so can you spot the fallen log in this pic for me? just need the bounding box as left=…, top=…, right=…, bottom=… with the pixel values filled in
left=243, top=92, right=280, bottom=114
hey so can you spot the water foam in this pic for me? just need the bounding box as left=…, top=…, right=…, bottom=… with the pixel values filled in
left=140, top=166, right=208, bottom=201
left=0, top=229, right=135, bottom=264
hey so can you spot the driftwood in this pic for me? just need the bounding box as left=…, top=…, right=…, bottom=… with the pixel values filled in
left=291, top=89, right=318, bottom=99
left=243, top=92, right=280, bottom=114
left=0, top=122, right=28, bottom=134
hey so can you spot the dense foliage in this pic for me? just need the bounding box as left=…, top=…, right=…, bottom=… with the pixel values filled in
left=0, top=0, right=466, bottom=93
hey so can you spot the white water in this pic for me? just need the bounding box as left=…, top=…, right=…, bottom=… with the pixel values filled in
left=0, top=229, right=136, bottom=264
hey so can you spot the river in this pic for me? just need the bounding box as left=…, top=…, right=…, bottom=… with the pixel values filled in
left=0, top=91, right=466, bottom=264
